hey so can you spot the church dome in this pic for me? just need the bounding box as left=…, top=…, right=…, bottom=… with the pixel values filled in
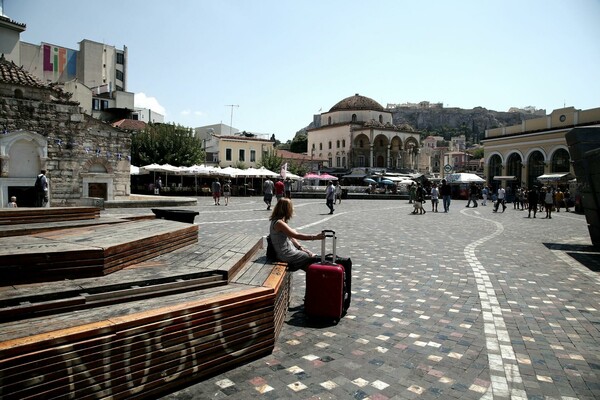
left=329, top=93, right=384, bottom=112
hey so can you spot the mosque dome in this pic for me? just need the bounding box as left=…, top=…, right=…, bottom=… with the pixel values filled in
left=329, top=93, right=384, bottom=112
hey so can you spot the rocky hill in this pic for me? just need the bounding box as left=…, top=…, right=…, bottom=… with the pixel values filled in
left=390, top=106, right=544, bottom=142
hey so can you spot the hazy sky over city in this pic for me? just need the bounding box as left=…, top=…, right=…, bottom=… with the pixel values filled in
left=6, top=0, right=600, bottom=142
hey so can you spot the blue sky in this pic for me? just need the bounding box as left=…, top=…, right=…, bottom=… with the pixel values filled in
left=5, top=0, right=600, bottom=142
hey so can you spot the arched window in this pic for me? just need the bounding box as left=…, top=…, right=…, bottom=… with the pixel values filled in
left=319, top=143, right=323, bottom=150
left=342, top=139, right=346, bottom=147
left=352, top=114, right=357, bottom=122
left=336, top=140, right=340, bottom=148
left=528, top=151, right=545, bottom=189
left=328, top=141, right=332, bottom=149
left=551, top=148, right=570, bottom=172
left=359, top=139, right=363, bottom=148
left=379, top=115, right=383, bottom=123
left=488, top=154, right=502, bottom=189
left=506, top=153, right=522, bottom=188
left=14, top=89, right=23, bottom=99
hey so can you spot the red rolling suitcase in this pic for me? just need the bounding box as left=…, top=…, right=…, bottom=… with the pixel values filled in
left=305, top=230, right=345, bottom=322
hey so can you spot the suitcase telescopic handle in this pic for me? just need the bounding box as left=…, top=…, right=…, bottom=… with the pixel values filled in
left=321, top=230, right=336, bottom=263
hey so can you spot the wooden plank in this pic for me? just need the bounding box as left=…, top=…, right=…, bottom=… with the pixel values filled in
left=4, top=316, right=275, bottom=398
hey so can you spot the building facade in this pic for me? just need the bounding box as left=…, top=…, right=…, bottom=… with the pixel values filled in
left=482, top=106, right=600, bottom=189
left=195, top=124, right=274, bottom=168
left=19, top=37, right=134, bottom=122
left=307, top=94, right=421, bottom=173
left=0, top=56, right=132, bottom=207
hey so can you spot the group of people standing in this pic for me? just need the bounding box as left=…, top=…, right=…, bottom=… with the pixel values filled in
left=262, top=177, right=295, bottom=210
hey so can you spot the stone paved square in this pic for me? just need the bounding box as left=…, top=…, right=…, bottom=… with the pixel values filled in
left=103, top=197, right=600, bottom=399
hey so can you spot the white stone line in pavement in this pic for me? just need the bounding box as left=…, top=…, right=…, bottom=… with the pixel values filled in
left=461, top=209, right=527, bottom=400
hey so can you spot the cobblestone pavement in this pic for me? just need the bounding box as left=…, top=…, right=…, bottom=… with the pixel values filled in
left=104, top=197, right=600, bottom=399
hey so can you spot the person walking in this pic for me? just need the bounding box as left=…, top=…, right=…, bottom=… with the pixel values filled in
left=211, top=179, right=221, bottom=205
left=555, top=188, right=564, bottom=212
left=263, top=178, right=274, bottom=210
left=325, top=180, right=335, bottom=214
left=563, top=189, right=571, bottom=212
left=34, top=169, right=49, bottom=207
left=274, top=178, right=285, bottom=202
left=493, top=186, right=506, bottom=213
left=430, top=183, right=439, bottom=212
left=335, top=182, right=342, bottom=204
left=481, top=185, right=489, bottom=206
left=155, top=177, right=163, bottom=195
left=409, top=183, right=416, bottom=204
left=222, top=180, right=231, bottom=206
left=440, top=179, right=452, bottom=213
left=544, top=186, right=554, bottom=219
left=284, top=178, right=292, bottom=199
left=527, top=187, right=539, bottom=218
left=415, top=183, right=426, bottom=214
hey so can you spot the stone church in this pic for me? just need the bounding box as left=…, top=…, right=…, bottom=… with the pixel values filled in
left=0, top=56, right=131, bottom=208
left=307, top=94, right=421, bottom=172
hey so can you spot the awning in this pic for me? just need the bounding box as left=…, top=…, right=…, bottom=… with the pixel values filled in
left=536, top=173, right=574, bottom=182
left=493, top=175, right=517, bottom=180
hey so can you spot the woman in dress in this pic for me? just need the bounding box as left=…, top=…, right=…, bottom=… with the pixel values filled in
left=269, top=198, right=324, bottom=271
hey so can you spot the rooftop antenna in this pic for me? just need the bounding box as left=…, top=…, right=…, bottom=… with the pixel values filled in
left=225, top=104, right=239, bottom=135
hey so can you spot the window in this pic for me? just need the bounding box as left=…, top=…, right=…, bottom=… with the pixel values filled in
left=116, top=70, right=124, bottom=81
left=312, top=143, right=316, bottom=150
left=250, top=150, right=256, bottom=162
left=101, top=100, right=109, bottom=110
left=328, top=141, right=332, bottom=149
left=319, top=143, right=323, bottom=150
left=359, top=140, right=363, bottom=148
left=328, top=116, right=332, bottom=125
left=358, top=155, right=365, bottom=167
left=239, top=149, right=245, bottom=162
left=336, top=157, right=341, bottom=167
left=342, top=139, right=345, bottom=147
left=352, top=114, right=357, bottom=122
left=336, top=140, right=340, bottom=148
left=116, top=52, right=124, bottom=64
left=92, top=99, right=100, bottom=110
left=328, top=157, right=332, bottom=167
left=226, top=148, right=232, bottom=161
left=379, top=115, right=383, bottom=123
left=342, top=157, right=346, bottom=168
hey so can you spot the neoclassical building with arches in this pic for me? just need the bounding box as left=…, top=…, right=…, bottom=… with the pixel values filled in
left=307, top=94, right=421, bottom=172
left=482, top=106, right=600, bottom=189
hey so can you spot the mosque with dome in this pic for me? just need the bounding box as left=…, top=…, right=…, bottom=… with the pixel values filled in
left=307, top=93, right=421, bottom=173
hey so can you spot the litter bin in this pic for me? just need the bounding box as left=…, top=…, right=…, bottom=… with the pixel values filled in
left=341, top=189, right=349, bottom=199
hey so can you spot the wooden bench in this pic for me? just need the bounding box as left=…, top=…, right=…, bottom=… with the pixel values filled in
left=0, top=227, right=291, bottom=399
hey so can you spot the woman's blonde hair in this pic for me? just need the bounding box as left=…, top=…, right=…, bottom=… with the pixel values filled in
left=269, top=198, right=293, bottom=222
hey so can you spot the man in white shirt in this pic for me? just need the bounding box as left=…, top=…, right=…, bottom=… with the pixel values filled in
left=494, top=186, right=506, bottom=213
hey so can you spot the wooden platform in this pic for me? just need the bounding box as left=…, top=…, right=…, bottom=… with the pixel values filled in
left=0, top=219, right=291, bottom=399
left=0, top=219, right=199, bottom=284
left=0, top=206, right=100, bottom=225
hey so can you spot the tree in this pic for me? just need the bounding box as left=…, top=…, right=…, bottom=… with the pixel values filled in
left=290, top=132, right=308, bottom=153
left=258, top=149, right=283, bottom=172
left=469, top=148, right=484, bottom=159
left=131, top=123, right=204, bottom=166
